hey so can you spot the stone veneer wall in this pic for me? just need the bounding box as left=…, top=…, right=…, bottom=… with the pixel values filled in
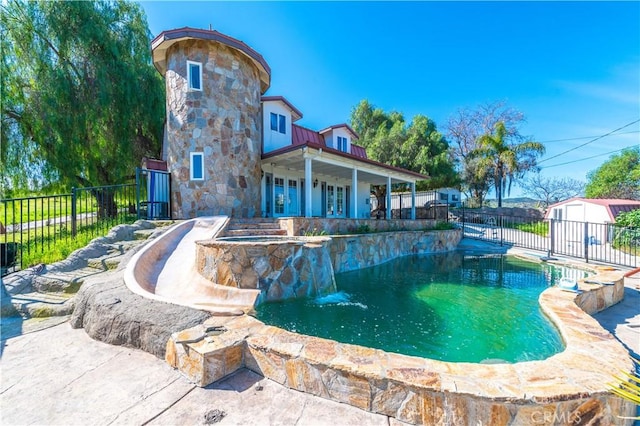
left=279, top=217, right=440, bottom=237
left=329, top=229, right=462, bottom=273
left=196, top=237, right=336, bottom=303
left=195, top=229, right=461, bottom=303
left=164, top=40, right=262, bottom=218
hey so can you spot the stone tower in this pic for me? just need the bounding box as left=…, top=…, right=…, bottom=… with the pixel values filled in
left=152, top=28, right=271, bottom=218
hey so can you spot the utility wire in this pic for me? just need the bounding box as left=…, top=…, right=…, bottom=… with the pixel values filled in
left=540, top=145, right=636, bottom=169
left=537, top=119, right=640, bottom=164
left=538, top=130, right=639, bottom=143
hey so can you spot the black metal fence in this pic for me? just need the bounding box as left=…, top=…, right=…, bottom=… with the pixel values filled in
left=1, top=169, right=171, bottom=277
left=370, top=190, right=460, bottom=220
left=455, top=208, right=639, bottom=268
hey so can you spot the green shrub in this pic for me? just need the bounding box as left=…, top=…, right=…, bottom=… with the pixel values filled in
left=303, top=227, right=327, bottom=236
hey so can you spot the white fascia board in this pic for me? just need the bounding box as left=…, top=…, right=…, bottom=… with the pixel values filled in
left=303, top=150, right=417, bottom=184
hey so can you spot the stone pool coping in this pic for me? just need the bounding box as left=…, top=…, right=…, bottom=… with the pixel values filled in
left=167, top=257, right=636, bottom=425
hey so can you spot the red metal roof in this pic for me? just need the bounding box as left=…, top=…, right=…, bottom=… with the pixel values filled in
left=292, top=124, right=325, bottom=147
left=350, top=143, right=367, bottom=159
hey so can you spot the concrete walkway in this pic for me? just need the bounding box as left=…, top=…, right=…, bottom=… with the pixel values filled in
left=0, top=321, right=392, bottom=426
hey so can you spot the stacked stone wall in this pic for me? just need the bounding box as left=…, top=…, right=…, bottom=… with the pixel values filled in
left=164, top=40, right=262, bottom=218
left=329, top=229, right=462, bottom=273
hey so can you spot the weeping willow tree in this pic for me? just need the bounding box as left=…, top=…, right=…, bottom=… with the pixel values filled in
left=1, top=0, right=164, bottom=216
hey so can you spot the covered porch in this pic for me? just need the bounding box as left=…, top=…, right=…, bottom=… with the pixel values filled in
left=260, top=143, right=427, bottom=220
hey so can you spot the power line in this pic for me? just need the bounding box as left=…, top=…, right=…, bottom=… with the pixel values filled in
left=538, top=130, right=639, bottom=143
left=537, top=119, right=640, bottom=164
left=540, top=146, right=637, bottom=169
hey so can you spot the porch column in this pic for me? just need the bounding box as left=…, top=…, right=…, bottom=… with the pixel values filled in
left=411, top=182, right=416, bottom=220
left=386, top=176, right=392, bottom=220
left=351, top=168, right=358, bottom=219
left=304, top=157, right=313, bottom=217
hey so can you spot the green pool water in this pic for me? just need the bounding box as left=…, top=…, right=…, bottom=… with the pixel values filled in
left=255, top=252, right=584, bottom=363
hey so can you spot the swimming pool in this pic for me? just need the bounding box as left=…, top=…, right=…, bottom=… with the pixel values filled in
left=255, top=252, right=586, bottom=363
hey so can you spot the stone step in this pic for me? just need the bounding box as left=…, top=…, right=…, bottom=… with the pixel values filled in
left=224, top=229, right=287, bottom=237
left=227, top=222, right=282, bottom=230
left=229, top=218, right=279, bottom=224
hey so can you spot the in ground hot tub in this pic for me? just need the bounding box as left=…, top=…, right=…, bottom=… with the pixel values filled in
left=196, top=235, right=336, bottom=303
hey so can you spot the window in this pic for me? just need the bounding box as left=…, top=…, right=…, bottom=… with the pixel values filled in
left=187, top=61, right=202, bottom=91
left=337, top=136, right=347, bottom=152
left=270, top=113, right=286, bottom=134
left=553, top=208, right=563, bottom=221
left=327, top=185, right=335, bottom=216
left=274, top=177, right=285, bottom=214
left=337, top=186, right=344, bottom=215
left=440, top=193, right=448, bottom=201
left=190, top=152, right=204, bottom=181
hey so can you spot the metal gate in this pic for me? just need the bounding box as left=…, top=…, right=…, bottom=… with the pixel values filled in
left=135, top=168, right=171, bottom=220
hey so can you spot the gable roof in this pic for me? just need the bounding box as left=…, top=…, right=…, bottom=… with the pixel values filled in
left=291, top=124, right=367, bottom=159
left=261, top=96, right=303, bottom=121
left=319, top=123, right=359, bottom=140
left=546, top=197, right=640, bottom=221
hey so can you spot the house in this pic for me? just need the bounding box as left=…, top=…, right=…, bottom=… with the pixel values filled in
left=545, top=197, right=640, bottom=245
left=151, top=27, right=427, bottom=220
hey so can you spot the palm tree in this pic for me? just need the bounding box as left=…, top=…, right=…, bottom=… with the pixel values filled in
left=474, top=122, right=545, bottom=207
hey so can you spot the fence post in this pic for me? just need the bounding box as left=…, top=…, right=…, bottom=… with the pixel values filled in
left=71, top=187, right=77, bottom=238
left=549, top=219, right=555, bottom=255
left=583, top=221, right=589, bottom=263
left=135, top=167, right=141, bottom=220
left=461, top=203, right=465, bottom=235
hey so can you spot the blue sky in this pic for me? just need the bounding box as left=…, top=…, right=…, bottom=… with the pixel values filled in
left=139, top=1, right=640, bottom=198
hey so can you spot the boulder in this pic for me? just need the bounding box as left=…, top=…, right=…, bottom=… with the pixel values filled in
left=71, top=267, right=210, bottom=359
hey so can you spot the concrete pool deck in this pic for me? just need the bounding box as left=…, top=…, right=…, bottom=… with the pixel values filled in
left=1, top=274, right=638, bottom=425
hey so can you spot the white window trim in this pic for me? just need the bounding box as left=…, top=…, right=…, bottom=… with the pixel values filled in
left=190, top=152, right=204, bottom=181
left=187, top=60, right=203, bottom=91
